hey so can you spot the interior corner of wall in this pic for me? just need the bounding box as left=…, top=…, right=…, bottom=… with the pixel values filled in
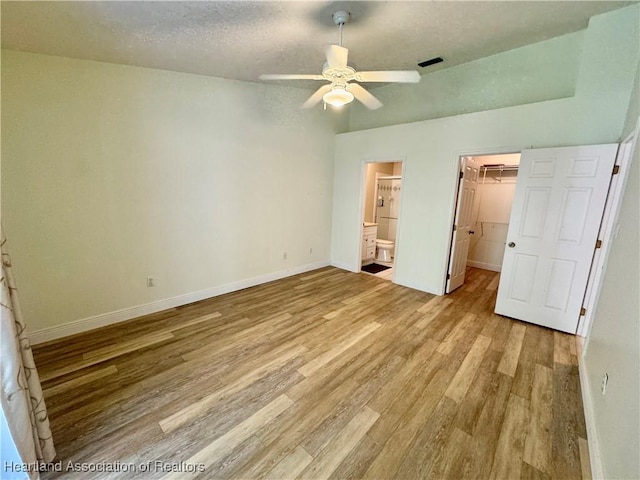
left=576, top=5, right=640, bottom=97
left=571, top=6, right=640, bottom=142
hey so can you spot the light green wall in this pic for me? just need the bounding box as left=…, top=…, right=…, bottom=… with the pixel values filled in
left=348, top=30, right=584, bottom=132
left=584, top=117, right=640, bottom=479
left=332, top=6, right=639, bottom=478
left=1, top=50, right=338, bottom=333
left=581, top=60, right=640, bottom=480
left=331, top=5, right=639, bottom=295
left=622, top=61, right=640, bottom=138
left=583, top=121, right=639, bottom=479
left=571, top=5, right=640, bottom=142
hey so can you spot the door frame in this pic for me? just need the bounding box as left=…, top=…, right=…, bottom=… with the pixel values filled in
left=444, top=148, right=523, bottom=291
left=358, top=158, right=406, bottom=281
left=580, top=117, right=639, bottom=342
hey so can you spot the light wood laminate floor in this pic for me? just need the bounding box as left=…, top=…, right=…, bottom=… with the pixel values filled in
left=33, top=267, right=589, bottom=479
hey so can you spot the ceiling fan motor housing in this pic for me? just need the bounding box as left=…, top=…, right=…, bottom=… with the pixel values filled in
left=322, top=65, right=356, bottom=83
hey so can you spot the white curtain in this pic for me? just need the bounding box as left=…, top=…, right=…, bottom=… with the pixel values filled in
left=0, top=231, right=55, bottom=478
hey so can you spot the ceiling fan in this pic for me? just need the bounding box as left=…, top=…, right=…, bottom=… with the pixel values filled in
left=259, top=10, right=420, bottom=110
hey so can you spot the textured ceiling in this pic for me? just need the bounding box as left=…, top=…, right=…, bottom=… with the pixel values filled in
left=1, top=1, right=634, bottom=88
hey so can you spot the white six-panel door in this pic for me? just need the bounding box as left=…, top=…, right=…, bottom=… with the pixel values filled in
left=447, top=157, right=479, bottom=293
left=495, top=144, right=618, bottom=333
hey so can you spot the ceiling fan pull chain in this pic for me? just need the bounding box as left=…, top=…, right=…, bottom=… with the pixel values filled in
left=339, top=22, right=343, bottom=47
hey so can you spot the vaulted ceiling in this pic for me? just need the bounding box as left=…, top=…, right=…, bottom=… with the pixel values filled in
left=1, top=1, right=634, bottom=87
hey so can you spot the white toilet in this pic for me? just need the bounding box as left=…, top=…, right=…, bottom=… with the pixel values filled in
left=376, top=239, right=394, bottom=262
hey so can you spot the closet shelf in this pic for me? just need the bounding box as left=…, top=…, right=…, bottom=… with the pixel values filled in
left=480, top=164, right=519, bottom=172
left=480, top=164, right=519, bottom=183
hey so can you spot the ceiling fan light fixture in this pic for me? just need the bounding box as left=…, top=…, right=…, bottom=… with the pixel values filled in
left=260, top=10, right=419, bottom=110
left=322, top=86, right=354, bottom=107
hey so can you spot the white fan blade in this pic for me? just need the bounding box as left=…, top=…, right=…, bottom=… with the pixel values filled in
left=325, top=45, right=349, bottom=68
left=302, top=84, right=333, bottom=108
left=260, top=74, right=325, bottom=80
left=355, top=70, right=421, bottom=83
left=348, top=83, right=383, bottom=110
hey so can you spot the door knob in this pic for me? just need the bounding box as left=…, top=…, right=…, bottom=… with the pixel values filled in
left=508, top=242, right=516, bottom=248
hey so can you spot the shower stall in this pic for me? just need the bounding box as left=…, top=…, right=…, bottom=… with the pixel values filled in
left=375, top=176, right=401, bottom=249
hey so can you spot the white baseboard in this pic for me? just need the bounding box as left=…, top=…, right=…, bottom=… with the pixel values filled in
left=577, top=352, right=605, bottom=480
left=330, top=260, right=358, bottom=273
left=29, top=261, right=330, bottom=345
left=466, top=260, right=502, bottom=272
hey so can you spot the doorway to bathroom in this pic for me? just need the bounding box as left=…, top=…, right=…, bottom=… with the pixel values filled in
left=360, top=161, right=404, bottom=281
left=446, top=153, right=521, bottom=293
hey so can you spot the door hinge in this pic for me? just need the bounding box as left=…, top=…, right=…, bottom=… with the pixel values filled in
left=453, top=225, right=457, bottom=232
left=460, top=171, right=464, bottom=179
left=612, top=165, right=620, bottom=175
left=595, top=239, right=603, bottom=249
left=447, top=273, right=451, bottom=280
left=580, top=307, right=587, bottom=316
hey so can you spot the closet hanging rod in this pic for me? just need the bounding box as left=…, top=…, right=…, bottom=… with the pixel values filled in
left=480, top=164, right=519, bottom=184
left=480, top=164, right=519, bottom=171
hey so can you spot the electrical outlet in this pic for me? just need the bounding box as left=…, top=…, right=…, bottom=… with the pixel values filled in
left=601, top=372, right=609, bottom=395
left=146, top=276, right=155, bottom=288
left=283, top=252, right=288, bottom=260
